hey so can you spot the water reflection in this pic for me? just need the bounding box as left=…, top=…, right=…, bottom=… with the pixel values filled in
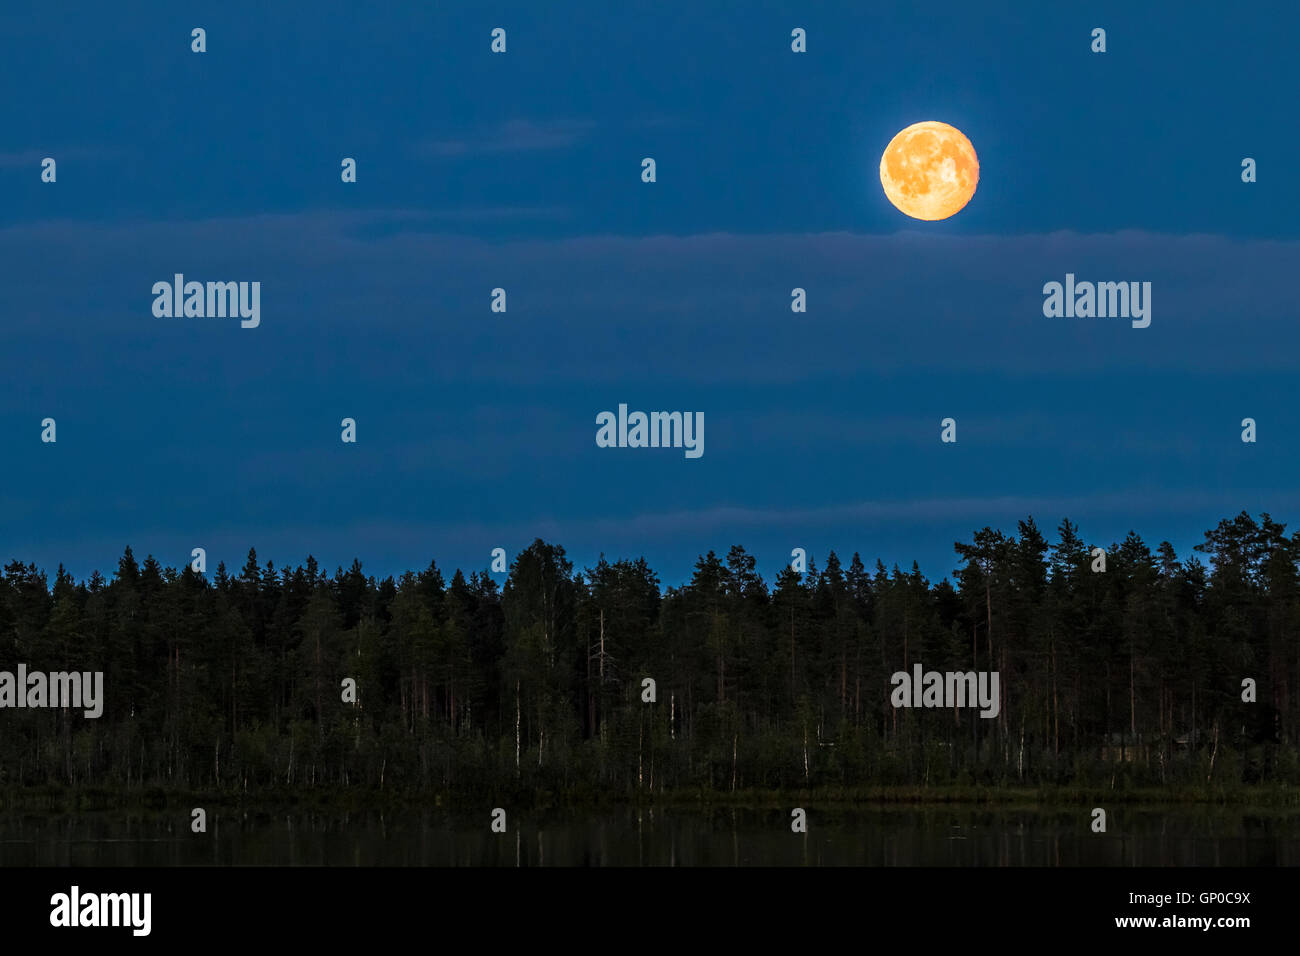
left=0, top=805, right=1296, bottom=866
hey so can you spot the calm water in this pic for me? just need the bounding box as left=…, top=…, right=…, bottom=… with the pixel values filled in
left=2, top=805, right=1298, bottom=866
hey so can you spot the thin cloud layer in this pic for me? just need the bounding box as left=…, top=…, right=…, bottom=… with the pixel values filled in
left=0, top=214, right=1295, bottom=387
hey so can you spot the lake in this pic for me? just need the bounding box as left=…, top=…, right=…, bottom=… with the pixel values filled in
left=2, top=805, right=1298, bottom=866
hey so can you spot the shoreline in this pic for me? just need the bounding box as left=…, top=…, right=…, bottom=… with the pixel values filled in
left=4, top=783, right=1299, bottom=814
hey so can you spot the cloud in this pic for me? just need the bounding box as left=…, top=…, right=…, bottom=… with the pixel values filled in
left=0, top=147, right=119, bottom=168
left=532, top=487, right=1271, bottom=539
left=0, top=149, right=50, bottom=168
left=1, top=214, right=1296, bottom=388
left=415, top=118, right=596, bottom=157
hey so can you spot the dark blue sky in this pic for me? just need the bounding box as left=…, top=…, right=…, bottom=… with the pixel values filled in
left=2, top=2, right=1298, bottom=587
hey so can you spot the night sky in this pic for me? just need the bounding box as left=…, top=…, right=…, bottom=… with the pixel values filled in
left=2, top=1, right=1297, bottom=586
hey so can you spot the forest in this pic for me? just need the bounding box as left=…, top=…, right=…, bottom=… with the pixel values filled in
left=0, top=511, right=1296, bottom=804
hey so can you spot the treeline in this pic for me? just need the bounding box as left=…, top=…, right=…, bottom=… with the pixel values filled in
left=0, top=511, right=1297, bottom=800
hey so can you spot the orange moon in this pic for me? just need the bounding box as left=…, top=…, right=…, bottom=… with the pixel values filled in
left=879, top=121, right=979, bottom=220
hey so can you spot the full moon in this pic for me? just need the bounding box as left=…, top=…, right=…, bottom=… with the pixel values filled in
left=879, top=121, right=979, bottom=221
